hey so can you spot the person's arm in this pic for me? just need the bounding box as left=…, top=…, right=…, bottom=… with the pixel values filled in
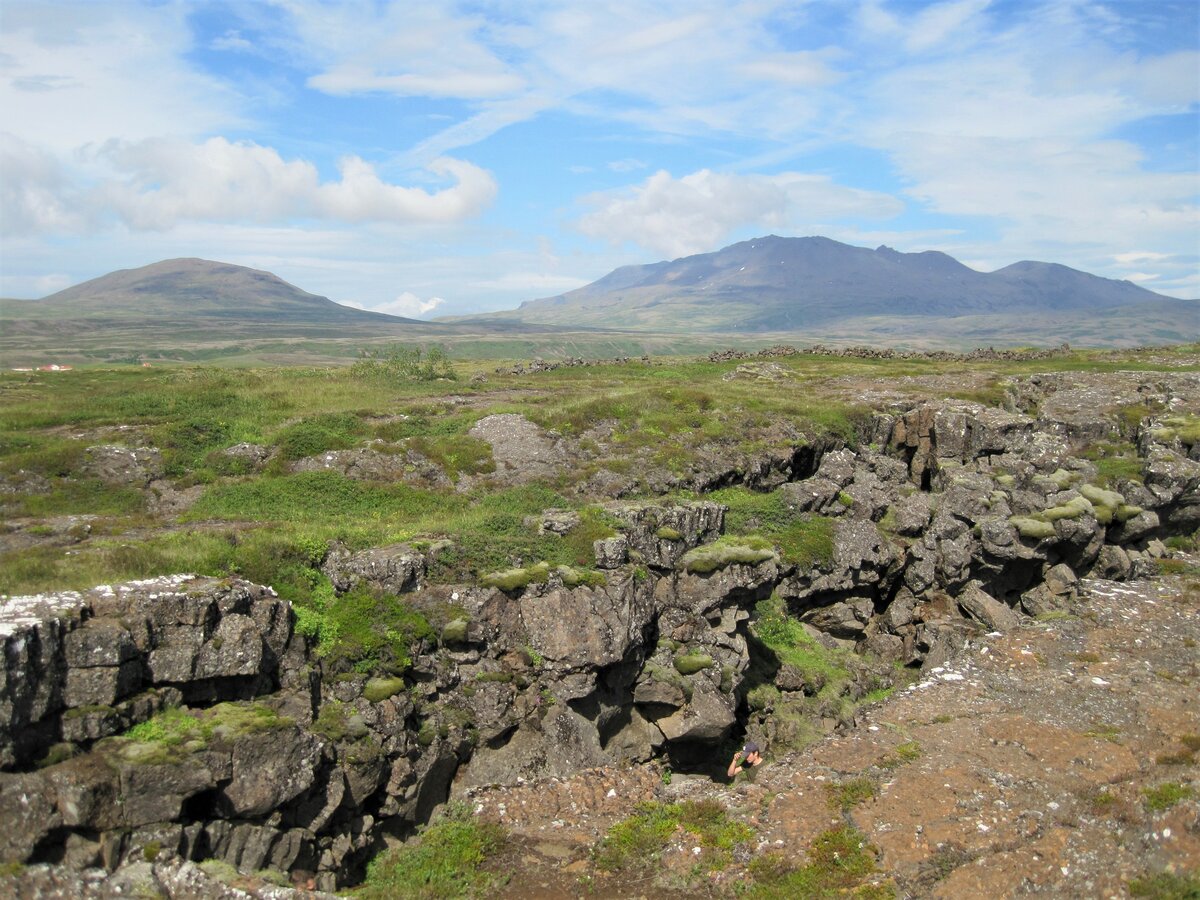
left=727, top=752, right=743, bottom=778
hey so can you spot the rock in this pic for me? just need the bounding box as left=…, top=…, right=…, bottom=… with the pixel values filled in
left=594, top=535, right=629, bottom=569
left=321, top=543, right=425, bottom=594
left=469, top=414, right=567, bottom=484
left=801, top=597, right=874, bottom=639
left=957, top=581, right=1020, bottom=631
left=1091, top=544, right=1132, bottom=580
left=83, top=445, right=163, bottom=486
left=218, top=728, right=322, bottom=818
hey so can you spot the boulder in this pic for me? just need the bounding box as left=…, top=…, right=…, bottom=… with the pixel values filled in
left=322, top=543, right=426, bottom=594
left=957, top=581, right=1020, bottom=631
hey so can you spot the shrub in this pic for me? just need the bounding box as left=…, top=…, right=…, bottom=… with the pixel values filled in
left=352, top=345, right=458, bottom=383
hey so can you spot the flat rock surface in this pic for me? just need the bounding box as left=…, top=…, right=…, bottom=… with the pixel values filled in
left=469, top=570, right=1200, bottom=898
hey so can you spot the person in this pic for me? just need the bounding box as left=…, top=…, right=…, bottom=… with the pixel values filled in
left=727, top=741, right=764, bottom=778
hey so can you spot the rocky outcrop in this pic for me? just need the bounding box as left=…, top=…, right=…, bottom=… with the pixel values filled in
left=4, top=372, right=1198, bottom=892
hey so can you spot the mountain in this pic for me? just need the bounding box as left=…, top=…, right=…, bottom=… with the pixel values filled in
left=456, top=236, right=1194, bottom=334
left=11, top=258, right=419, bottom=326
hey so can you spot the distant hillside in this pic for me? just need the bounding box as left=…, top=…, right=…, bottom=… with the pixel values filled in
left=7, top=258, right=419, bottom=326
left=454, top=235, right=1195, bottom=335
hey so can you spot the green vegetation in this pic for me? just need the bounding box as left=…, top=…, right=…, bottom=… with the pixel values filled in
left=358, top=802, right=505, bottom=899
left=1128, top=871, right=1200, bottom=900
left=111, top=702, right=291, bottom=763
left=708, top=486, right=836, bottom=568
left=743, top=826, right=891, bottom=899
left=301, top=587, right=434, bottom=674
left=363, top=676, right=406, bottom=703
left=351, top=345, right=459, bottom=383
left=826, top=777, right=878, bottom=811
left=673, top=652, right=714, bottom=675
left=1143, top=782, right=1196, bottom=813
left=1080, top=441, right=1144, bottom=486
left=682, top=536, right=776, bottom=574
left=594, top=799, right=753, bottom=873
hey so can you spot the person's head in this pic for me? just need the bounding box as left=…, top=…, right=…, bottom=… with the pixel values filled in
left=742, top=741, right=761, bottom=762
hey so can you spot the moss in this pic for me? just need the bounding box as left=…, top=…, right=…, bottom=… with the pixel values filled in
left=441, top=617, right=469, bottom=645
left=359, top=802, right=506, bottom=900
left=682, top=537, right=775, bottom=574
left=1047, top=468, right=1076, bottom=489
left=995, top=474, right=1015, bottom=488
left=1128, top=871, right=1200, bottom=899
left=1115, top=504, right=1143, bottom=523
left=36, top=742, right=77, bottom=768
left=481, top=561, right=551, bottom=592
left=555, top=565, right=606, bottom=588
left=655, top=526, right=683, bottom=541
left=1080, top=483, right=1124, bottom=510
left=363, top=676, right=406, bottom=703
left=1143, top=782, right=1195, bottom=813
left=837, top=491, right=854, bottom=508
left=747, top=683, right=781, bottom=711
left=594, top=799, right=753, bottom=874
left=142, top=841, right=161, bottom=862
left=1042, top=495, right=1094, bottom=521
left=1010, top=516, right=1057, bottom=539
left=673, top=652, right=714, bottom=675
left=417, top=722, right=437, bottom=746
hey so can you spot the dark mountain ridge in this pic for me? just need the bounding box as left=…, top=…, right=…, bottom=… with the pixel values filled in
left=466, top=235, right=1187, bottom=332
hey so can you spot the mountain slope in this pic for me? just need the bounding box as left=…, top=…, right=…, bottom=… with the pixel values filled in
left=459, top=236, right=1189, bottom=333
left=20, top=258, right=418, bottom=326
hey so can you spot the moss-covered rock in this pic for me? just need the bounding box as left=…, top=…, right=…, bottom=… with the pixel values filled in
left=1010, top=516, right=1057, bottom=540
left=673, top=652, right=714, bottom=675
left=681, top=539, right=776, bottom=574
left=1041, top=496, right=1093, bottom=521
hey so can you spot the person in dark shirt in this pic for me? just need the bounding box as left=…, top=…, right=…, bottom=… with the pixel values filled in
left=727, top=741, right=764, bottom=778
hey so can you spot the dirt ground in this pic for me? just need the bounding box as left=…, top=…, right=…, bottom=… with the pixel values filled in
left=468, top=568, right=1200, bottom=898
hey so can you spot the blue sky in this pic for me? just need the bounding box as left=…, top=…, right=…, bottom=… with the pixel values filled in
left=2, top=0, right=1197, bottom=318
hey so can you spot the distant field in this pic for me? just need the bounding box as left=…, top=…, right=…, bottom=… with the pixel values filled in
left=1, top=312, right=1194, bottom=369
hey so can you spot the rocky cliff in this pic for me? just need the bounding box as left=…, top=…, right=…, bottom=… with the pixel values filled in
left=1, top=371, right=1198, bottom=893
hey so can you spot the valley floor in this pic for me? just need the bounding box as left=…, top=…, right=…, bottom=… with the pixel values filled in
left=467, top=569, right=1200, bottom=899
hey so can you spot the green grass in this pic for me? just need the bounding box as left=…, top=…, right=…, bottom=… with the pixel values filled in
left=358, top=802, right=506, bottom=899
left=708, top=487, right=836, bottom=568
left=743, top=826, right=890, bottom=899
left=1128, top=871, right=1200, bottom=899
left=1143, top=782, right=1196, bottom=813
left=109, top=702, right=292, bottom=763
left=826, top=777, right=878, bottom=811
left=594, top=799, right=753, bottom=873
left=751, top=594, right=852, bottom=689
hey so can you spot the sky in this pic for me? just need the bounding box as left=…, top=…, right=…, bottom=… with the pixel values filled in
left=1, top=0, right=1198, bottom=319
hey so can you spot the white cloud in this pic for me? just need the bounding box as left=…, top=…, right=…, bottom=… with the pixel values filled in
left=1114, top=251, right=1170, bottom=264
left=341, top=292, right=444, bottom=318
left=0, top=132, right=86, bottom=236
left=8, top=137, right=497, bottom=233
left=0, top=1, right=242, bottom=151
left=1123, top=272, right=1160, bottom=283
left=576, top=168, right=903, bottom=258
